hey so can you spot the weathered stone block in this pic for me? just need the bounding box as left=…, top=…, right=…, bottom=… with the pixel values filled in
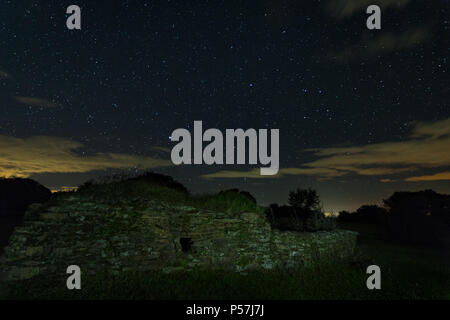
left=25, top=246, right=44, bottom=257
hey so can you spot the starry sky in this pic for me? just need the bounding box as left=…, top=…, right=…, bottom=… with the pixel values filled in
left=0, top=0, right=449, bottom=212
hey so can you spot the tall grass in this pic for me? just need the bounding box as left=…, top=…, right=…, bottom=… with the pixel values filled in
left=3, top=254, right=449, bottom=300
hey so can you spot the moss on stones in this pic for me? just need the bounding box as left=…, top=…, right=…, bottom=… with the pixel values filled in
left=0, top=189, right=357, bottom=282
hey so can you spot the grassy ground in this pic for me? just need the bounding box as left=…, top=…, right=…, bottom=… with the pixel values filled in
left=2, top=223, right=449, bottom=300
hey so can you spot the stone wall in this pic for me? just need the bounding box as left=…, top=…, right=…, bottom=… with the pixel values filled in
left=0, top=195, right=357, bottom=281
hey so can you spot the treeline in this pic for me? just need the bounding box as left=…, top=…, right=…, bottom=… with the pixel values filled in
left=338, top=190, right=450, bottom=247
left=338, top=205, right=387, bottom=225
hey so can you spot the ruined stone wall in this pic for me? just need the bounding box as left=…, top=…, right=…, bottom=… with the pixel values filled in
left=0, top=195, right=357, bottom=281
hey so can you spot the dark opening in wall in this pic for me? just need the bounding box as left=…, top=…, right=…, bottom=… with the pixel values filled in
left=180, top=237, right=193, bottom=252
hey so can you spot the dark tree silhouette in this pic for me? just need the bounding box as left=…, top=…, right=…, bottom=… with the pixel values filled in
left=288, top=188, right=322, bottom=212
left=338, top=210, right=352, bottom=221
left=383, top=190, right=450, bottom=246
left=267, top=188, right=336, bottom=232
left=338, top=205, right=387, bottom=225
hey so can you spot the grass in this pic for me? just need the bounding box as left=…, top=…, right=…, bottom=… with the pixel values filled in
left=74, top=179, right=263, bottom=215
left=2, top=228, right=449, bottom=300
left=0, top=264, right=369, bottom=300
left=2, top=254, right=449, bottom=300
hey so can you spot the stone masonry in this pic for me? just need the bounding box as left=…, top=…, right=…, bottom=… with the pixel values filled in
left=0, top=194, right=357, bottom=281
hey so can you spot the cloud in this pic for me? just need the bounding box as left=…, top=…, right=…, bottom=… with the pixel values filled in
left=324, top=0, right=430, bottom=62
left=325, top=0, right=411, bottom=19
left=331, top=27, right=429, bottom=62
left=300, top=118, right=450, bottom=179
left=202, top=168, right=273, bottom=179
left=201, top=167, right=346, bottom=180
left=0, top=135, right=172, bottom=178
left=406, top=172, right=450, bottom=182
left=0, top=71, right=12, bottom=79
left=278, top=167, right=347, bottom=178
left=13, top=96, right=59, bottom=108
left=202, top=118, right=450, bottom=181
left=410, top=118, right=450, bottom=139
left=152, top=146, right=172, bottom=153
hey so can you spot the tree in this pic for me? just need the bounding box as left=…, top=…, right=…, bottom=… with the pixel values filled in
left=383, top=190, right=450, bottom=246
left=288, top=188, right=322, bottom=212
left=354, top=205, right=387, bottom=224
left=267, top=188, right=337, bottom=232
left=338, top=210, right=352, bottom=222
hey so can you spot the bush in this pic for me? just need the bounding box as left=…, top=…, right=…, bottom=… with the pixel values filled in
left=322, top=216, right=338, bottom=231
left=267, top=188, right=337, bottom=232
left=266, top=204, right=304, bottom=231
left=304, top=210, right=322, bottom=232
left=304, top=210, right=337, bottom=232
left=338, top=205, right=387, bottom=225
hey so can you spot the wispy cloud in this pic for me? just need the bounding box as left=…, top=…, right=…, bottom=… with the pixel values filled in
left=202, top=118, right=450, bottom=182
left=325, top=0, right=411, bottom=19
left=202, top=168, right=277, bottom=179
left=13, top=96, right=59, bottom=108
left=323, top=0, right=430, bottom=62
left=0, top=71, right=12, bottom=79
left=202, top=167, right=346, bottom=180
left=331, top=27, right=429, bottom=62
left=0, top=136, right=172, bottom=178
left=152, top=146, right=172, bottom=153
left=406, top=172, right=450, bottom=182
left=300, top=118, right=450, bottom=180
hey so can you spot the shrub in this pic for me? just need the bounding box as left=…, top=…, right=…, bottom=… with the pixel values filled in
left=267, top=188, right=337, bottom=232
left=304, top=210, right=337, bottom=231
left=338, top=205, right=387, bottom=225
left=322, top=216, right=338, bottom=231
left=304, top=210, right=323, bottom=232
left=266, top=204, right=304, bottom=231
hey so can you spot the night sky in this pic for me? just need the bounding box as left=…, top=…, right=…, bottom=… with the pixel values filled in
left=0, top=0, right=449, bottom=212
